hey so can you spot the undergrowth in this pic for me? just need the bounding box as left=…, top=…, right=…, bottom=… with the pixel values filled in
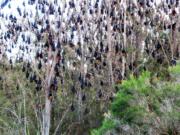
left=91, top=64, right=180, bottom=135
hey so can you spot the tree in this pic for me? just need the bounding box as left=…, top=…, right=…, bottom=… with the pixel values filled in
left=0, top=0, right=179, bottom=135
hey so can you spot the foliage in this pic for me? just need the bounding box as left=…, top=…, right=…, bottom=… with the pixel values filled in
left=91, top=68, right=180, bottom=135
left=0, top=62, right=107, bottom=135
left=91, top=118, right=117, bottom=135
left=169, top=64, right=180, bottom=74
left=0, top=63, right=40, bottom=135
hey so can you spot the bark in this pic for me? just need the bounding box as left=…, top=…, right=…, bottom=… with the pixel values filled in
left=107, top=0, right=114, bottom=85
left=41, top=47, right=57, bottom=135
left=42, top=94, right=52, bottom=135
left=122, top=0, right=127, bottom=79
left=172, top=26, right=178, bottom=58
left=23, top=83, right=27, bottom=135
left=0, top=45, right=5, bottom=62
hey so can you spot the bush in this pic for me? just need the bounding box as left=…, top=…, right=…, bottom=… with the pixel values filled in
left=91, top=118, right=117, bottom=135
left=91, top=68, right=180, bottom=135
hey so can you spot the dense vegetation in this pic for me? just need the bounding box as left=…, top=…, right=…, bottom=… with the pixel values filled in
left=0, top=60, right=179, bottom=135
left=0, top=0, right=179, bottom=135
left=91, top=64, right=180, bottom=135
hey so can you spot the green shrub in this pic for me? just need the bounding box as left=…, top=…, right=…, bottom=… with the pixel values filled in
left=91, top=118, right=117, bottom=135
left=169, top=64, right=180, bottom=74
left=92, top=69, right=180, bottom=135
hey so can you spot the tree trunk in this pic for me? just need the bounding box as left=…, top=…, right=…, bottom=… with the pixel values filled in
left=42, top=92, right=52, bottom=135
left=0, top=45, right=5, bottom=62
left=107, top=0, right=114, bottom=85
left=122, top=0, right=127, bottom=79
